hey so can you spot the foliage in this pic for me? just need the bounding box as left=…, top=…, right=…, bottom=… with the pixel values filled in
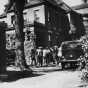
left=82, top=0, right=88, bottom=3
left=80, top=35, right=88, bottom=56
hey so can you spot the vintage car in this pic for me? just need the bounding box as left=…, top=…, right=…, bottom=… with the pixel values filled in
left=60, top=40, right=84, bottom=69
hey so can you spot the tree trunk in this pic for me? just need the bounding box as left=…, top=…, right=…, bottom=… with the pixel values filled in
left=0, top=22, right=7, bottom=74
left=15, top=10, right=28, bottom=70
left=4, top=0, right=29, bottom=71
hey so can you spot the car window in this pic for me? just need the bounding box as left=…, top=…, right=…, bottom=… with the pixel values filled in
left=61, top=41, right=81, bottom=50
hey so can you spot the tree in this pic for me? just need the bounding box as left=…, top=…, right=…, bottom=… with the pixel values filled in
left=82, top=0, right=88, bottom=3
left=5, top=0, right=29, bottom=70
left=0, top=22, right=7, bottom=74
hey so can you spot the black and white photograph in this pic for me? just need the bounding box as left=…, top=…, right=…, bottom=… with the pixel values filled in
left=0, top=0, right=88, bottom=88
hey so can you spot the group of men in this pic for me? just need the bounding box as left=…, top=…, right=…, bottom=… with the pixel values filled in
left=30, top=46, right=61, bottom=67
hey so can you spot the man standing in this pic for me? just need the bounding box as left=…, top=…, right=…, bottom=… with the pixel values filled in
left=31, top=49, right=36, bottom=66
left=37, top=47, right=43, bottom=67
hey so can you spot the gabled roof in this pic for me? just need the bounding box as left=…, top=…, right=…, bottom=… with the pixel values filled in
left=46, top=0, right=72, bottom=13
left=25, top=0, right=61, bottom=6
left=71, top=3, right=88, bottom=10
left=5, top=0, right=71, bottom=13
left=71, top=3, right=88, bottom=16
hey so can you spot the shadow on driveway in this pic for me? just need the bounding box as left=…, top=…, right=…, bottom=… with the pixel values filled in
left=0, top=70, right=44, bottom=82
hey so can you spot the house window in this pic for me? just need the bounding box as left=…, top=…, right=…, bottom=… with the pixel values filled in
left=25, top=30, right=31, bottom=41
left=11, top=15, right=15, bottom=27
left=48, top=11, right=50, bottom=22
left=27, top=0, right=30, bottom=3
left=34, top=9, right=40, bottom=22
left=23, top=12, right=27, bottom=25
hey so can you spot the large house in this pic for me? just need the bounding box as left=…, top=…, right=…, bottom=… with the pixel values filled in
left=0, top=0, right=78, bottom=58
left=0, top=0, right=71, bottom=46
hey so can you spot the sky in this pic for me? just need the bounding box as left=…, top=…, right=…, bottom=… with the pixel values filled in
left=0, top=0, right=83, bottom=15
left=0, top=0, right=8, bottom=14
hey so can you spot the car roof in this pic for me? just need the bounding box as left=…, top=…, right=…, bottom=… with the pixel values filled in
left=61, top=40, right=81, bottom=45
left=60, top=40, right=82, bottom=49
